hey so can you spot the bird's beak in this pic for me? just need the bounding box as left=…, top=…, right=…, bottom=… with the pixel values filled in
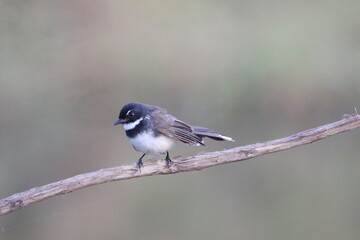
left=114, top=119, right=127, bottom=125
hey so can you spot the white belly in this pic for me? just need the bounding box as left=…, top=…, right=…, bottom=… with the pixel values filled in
left=128, top=131, right=175, bottom=155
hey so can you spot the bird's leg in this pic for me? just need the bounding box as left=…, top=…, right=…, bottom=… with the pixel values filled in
left=164, top=151, right=172, bottom=167
left=137, top=154, right=146, bottom=168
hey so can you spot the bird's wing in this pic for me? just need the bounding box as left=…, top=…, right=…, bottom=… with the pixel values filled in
left=170, top=119, right=204, bottom=145
left=151, top=107, right=204, bottom=146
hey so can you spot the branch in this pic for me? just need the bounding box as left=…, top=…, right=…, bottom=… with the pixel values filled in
left=1, top=115, right=359, bottom=216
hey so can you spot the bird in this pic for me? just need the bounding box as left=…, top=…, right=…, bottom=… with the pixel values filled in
left=114, top=102, right=234, bottom=168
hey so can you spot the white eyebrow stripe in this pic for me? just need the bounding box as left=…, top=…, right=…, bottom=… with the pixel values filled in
left=126, top=110, right=132, bottom=116
left=122, top=117, right=143, bottom=130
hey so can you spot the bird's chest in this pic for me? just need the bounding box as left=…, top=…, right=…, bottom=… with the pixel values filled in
left=128, top=131, right=174, bottom=155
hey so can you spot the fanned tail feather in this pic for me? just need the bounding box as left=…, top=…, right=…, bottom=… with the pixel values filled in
left=192, top=126, right=235, bottom=142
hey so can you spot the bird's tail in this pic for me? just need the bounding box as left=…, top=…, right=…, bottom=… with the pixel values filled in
left=192, top=126, right=235, bottom=142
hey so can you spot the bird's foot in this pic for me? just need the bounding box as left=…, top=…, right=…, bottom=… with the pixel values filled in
left=136, top=160, right=144, bottom=169
left=165, top=151, right=172, bottom=167
left=136, top=154, right=145, bottom=169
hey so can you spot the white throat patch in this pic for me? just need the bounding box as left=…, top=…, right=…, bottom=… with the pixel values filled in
left=122, top=117, right=143, bottom=130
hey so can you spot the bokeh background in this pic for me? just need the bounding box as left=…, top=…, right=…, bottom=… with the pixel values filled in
left=1, top=1, right=360, bottom=239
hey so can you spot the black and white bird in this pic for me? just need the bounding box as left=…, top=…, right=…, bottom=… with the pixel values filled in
left=114, top=102, right=234, bottom=168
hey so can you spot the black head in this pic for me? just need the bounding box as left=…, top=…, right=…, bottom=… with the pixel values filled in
left=114, top=102, right=148, bottom=125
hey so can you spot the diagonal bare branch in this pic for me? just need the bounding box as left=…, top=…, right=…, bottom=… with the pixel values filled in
left=1, top=115, right=359, bottom=216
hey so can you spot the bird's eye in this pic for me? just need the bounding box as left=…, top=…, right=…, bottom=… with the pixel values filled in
left=126, top=110, right=135, bottom=117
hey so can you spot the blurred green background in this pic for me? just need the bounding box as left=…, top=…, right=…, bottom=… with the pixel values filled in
left=1, top=0, right=360, bottom=239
